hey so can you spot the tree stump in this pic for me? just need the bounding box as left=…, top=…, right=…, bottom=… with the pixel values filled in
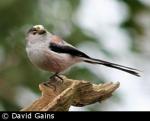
left=21, top=75, right=120, bottom=111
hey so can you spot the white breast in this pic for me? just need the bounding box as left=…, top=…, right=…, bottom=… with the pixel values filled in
left=26, top=41, right=82, bottom=73
left=26, top=41, right=48, bottom=67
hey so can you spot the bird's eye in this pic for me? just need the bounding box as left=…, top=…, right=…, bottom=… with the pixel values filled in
left=32, top=31, right=37, bottom=35
left=38, top=30, right=46, bottom=35
left=28, top=28, right=37, bottom=35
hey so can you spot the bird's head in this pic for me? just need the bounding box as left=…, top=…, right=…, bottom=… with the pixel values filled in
left=26, top=25, right=51, bottom=44
left=28, top=25, right=47, bottom=35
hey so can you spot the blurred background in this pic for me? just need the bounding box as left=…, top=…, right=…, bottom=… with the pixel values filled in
left=0, top=0, right=150, bottom=111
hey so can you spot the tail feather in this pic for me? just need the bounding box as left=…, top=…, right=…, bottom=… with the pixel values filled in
left=84, top=57, right=140, bottom=77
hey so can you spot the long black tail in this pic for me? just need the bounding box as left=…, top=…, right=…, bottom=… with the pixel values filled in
left=83, top=57, right=140, bottom=77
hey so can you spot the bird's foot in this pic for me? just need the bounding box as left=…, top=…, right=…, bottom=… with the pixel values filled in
left=43, top=73, right=64, bottom=91
left=49, top=73, right=64, bottom=83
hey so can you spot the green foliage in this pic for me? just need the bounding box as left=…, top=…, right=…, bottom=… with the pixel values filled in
left=120, top=0, right=150, bottom=52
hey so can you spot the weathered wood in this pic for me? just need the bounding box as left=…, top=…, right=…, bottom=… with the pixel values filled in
left=21, top=76, right=119, bottom=111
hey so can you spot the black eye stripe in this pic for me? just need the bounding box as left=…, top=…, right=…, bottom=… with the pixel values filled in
left=28, top=28, right=37, bottom=33
left=38, top=30, right=46, bottom=35
left=28, top=27, right=46, bottom=35
left=32, top=31, right=37, bottom=35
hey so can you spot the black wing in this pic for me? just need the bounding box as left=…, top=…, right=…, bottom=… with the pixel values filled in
left=49, top=43, right=140, bottom=77
left=49, top=43, right=90, bottom=58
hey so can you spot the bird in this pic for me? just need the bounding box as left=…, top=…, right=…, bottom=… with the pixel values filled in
left=25, top=25, right=140, bottom=80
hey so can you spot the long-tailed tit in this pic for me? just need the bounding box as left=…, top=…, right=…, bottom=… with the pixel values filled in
left=26, top=25, right=140, bottom=79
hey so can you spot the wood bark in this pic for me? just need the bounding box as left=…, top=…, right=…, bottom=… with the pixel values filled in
left=21, top=76, right=120, bottom=111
